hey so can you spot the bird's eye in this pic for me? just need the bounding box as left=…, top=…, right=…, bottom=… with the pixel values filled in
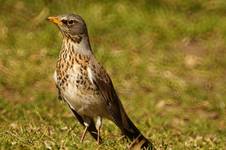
left=62, top=19, right=67, bottom=24
left=68, top=20, right=74, bottom=25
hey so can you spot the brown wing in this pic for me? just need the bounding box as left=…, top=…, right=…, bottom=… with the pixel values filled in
left=88, top=58, right=155, bottom=149
left=88, top=57, right=124, bottom=127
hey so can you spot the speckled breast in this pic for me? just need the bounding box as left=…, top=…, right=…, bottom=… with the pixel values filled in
left=54, top=52, right=102, bottom=116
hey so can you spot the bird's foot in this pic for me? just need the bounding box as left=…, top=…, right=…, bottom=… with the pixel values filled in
left=80, top=123, right=89, bottom=143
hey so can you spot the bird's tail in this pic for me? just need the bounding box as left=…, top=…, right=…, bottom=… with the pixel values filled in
left=117, top=106, right=155, bottom=150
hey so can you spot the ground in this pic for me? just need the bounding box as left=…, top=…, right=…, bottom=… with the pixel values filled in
left=0, top=0, right=225, bottom=149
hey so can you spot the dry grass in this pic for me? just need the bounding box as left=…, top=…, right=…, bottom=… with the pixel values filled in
left=0, top=0, right=225, bottom=149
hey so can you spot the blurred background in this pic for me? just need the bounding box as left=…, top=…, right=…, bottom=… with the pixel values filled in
left=0, top=0, right=225, bottom=149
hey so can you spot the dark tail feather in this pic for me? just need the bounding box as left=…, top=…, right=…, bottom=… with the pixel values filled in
left=119, top=111, right=155, bottom=150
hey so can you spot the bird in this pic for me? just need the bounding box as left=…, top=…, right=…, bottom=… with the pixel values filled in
left=47, top=13, right=155, bottom=149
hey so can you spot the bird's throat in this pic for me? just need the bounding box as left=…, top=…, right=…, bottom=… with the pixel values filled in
left=62, top=35, right=92, bottom=56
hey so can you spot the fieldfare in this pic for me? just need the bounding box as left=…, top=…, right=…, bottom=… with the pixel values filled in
left=48, top=13, right=155, bottom=149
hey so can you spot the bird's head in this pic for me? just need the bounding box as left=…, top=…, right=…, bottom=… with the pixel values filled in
left=48, top=14, right=88, bottom=43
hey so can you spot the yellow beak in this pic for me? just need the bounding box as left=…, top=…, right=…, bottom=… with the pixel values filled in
left=47, top=16, right=62, bottom=25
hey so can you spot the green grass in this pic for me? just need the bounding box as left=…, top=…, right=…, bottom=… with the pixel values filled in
left=0, top=0, right=226, bottom=149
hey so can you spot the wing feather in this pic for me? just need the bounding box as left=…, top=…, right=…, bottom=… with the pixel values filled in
left=88, top=57, right=124, bottom=127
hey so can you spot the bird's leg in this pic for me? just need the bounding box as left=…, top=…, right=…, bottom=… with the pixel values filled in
left=95, top=116, right=102, bottom=144
left=80, top=122, right=89, bottom=143
left=128, top=134, right=142, bottom=149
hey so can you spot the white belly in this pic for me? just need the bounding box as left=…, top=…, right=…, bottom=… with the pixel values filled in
left=53, top=66, right=108, bottom=118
